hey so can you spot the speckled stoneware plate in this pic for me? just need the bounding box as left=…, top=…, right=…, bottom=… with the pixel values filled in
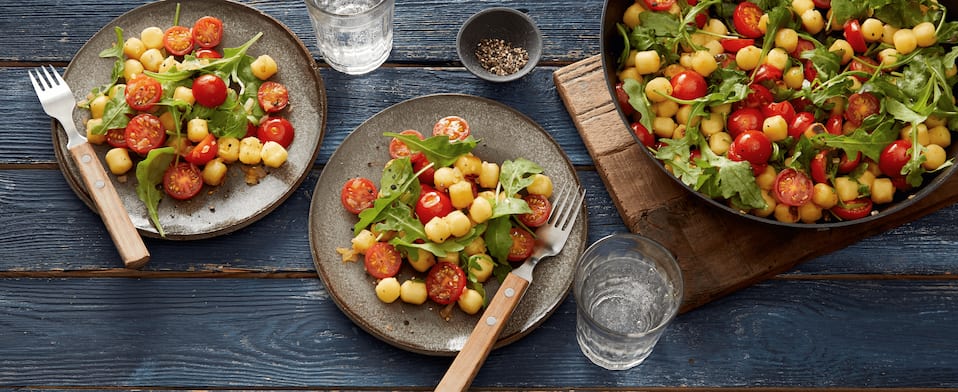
left=309, top=94, right=587, bottom=356
left=52, top=0, right=326, bottom=240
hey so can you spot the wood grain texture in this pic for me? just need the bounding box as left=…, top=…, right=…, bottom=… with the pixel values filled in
left=0, top=278, right=956, bottom=388
left=555, top=55, right=958, bottom=312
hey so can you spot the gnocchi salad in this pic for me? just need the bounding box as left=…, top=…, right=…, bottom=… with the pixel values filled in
left=613, top=0, right=958, bottom=224
left=336, top=116, right=554, bottom=320
left=79, top=8, right=294, bottom=236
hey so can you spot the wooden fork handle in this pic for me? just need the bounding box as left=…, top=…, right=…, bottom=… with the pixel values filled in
left=69, top=142, right=150, bottom=269
left=436, top=272, right=530, bottom=392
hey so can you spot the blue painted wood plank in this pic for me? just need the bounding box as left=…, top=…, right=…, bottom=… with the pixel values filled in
left=0, top=0, right=602, bottom=64
left=0, top=277, right=955, bottom=388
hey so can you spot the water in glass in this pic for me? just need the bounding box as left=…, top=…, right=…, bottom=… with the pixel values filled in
left=306, top=0, right=393, bottom=75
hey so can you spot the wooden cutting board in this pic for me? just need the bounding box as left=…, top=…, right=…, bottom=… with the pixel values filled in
left=554, top=55, right=958, bottom=313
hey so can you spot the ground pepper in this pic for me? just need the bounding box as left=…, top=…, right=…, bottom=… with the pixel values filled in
left=475, top=38, right=529, bottom=76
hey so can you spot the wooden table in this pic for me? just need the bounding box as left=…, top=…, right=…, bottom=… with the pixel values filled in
left=2, top=0, right=957, bottom=389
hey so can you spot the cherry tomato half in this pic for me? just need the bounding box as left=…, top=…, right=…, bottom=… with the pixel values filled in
left=185, top=133, right=218, bottom=166
left=615, top=82, right=635, bottom=117
left=106, top=128, right=127, bottom=148
left=163, top=25, right=194, bottom=56
left=364, top=242, right=402, bottom=279
left=415, top=185, right=454, bottom=225
left=413, top=157, right=436, bottom=185
left=810, top=150, right=830, bottom=184
left=733, top=1, right=765, bottom=39
left=879, top=139, right=913, bottom=178
left=670, top=70, right=708, bottom=100
left=340, top=177, right=378, bottom=214
left=507, top=226, right=536, bottom=262
left=788, top=111, right=816, bottom=139
left=257, top=117, right=295, bottom=148
left=825, top=114, right=844, bottom=135
left=773, top=168, right=813, bottom=207
left=124, top=74, right=162, bottom=111
left=844, top=92, right=880, bottom=126
left=192, top=74, right=228, bottom=108
left=831, top=198, right=873, bottom=220
left=753, top=64, right=783, bottom=83
left=642, top=0, right=676, bottom=11
left=257, top=81, right=289, bottom=113
left=720, top=38, right=755, bottom=53
left=737, top=84, right=774, bottom=110
left=426, top=262, right=467, bottom=305
left=849, top=57, right=879, bottom=82
left=631, top=121, right=656, bottom=147
left=124, top=113, right=167, bottom=156
left=163, top=162, right=203, bottom=200
left=518, top=194, right=552, bottom=228
left=192, top=16, right=224, bottom=49
left=195, top=49, right=222, bottom=59
left=838, top=151, right=862, bottom=173
left=433, top=115, right=470, bottom=141
left=388, top=129, right=425, bottom=159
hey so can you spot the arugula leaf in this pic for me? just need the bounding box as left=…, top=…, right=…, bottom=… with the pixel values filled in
left=384, top=133, right=478, bottom=168
left=623, top=78, right=655, bottom=131
left=373, top=202, right=426, bottom=243
left=90, top=87, right=133, bottom=135
left=135, top=147, right=176, bottom=237
left=498, top=158, right=543, bottom=196
left=484, top=216, right=512, bottom=266
left=821, top=123, right=899, bottom=162
left=353, top=158, right=419, bottom=235
left=96, top=27, right=126, bottom=93
left=391, top=223, right=486, bottom=258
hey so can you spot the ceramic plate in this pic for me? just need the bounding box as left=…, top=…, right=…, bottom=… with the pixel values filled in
left=309, top=94, right=587, bottom=356
left=53, top=0, right=326, bottom=239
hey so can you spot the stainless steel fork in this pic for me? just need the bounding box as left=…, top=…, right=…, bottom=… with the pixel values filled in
left=436, top=185, right=586, bottom=392
left=29, top=65, right=150, bottom=269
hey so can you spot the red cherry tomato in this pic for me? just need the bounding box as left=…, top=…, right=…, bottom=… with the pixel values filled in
left=388, top=129, right=425, bottom=160
left=727, top=107, right=765, bottom=138
left=692, top=12, right=708, bottom=28
left=340, top=177, right=378, bottom=214
left=844, top=92, right=880, bottom=126
left=642, top=0, right=676, bottom=11
left=733, top=1, right=765, bottom=39
left=615, top=82, right=635, bottom=117
left=195, top=49, right=222, bottom=59
left=185, top=133, right=218, bottom=166
left=415, top=185, right=454, bottom=225
left=257, top=117, right=295, bottom=148
left=879, top=139, right=913, bottom=177
left=631, top=122, right=656, bottom=147
left=518, top=194, right=552, bottom=228
left=803, top=60, right=819, bottom=82
left=163, top=25, right=194, bottom=56
left=425, top=262, right=467, bottom=305
left=432, top=116, right=470, bottom=141
left=720, top=38, right=755, bottom=53
left=810, top=150, right=830, bottom=184
left=124, top=74, right=162, bottom=111
left=753, top=64, right=783, bottom=83
left=849, top=57, right=879, bottom=82
left=763, top=101, right=796, bottom=125
left=364, top=242, right=402, bottom=279
left=812, top=0, right=831, bottom=8
left=192, top=16, right=224, bottom=49
left=257, top=81, right=289, bottom=113
left=825, top=114, right=844, bottom=135
left=106, top=128, right=127, bottom=148
left=412, top=157, right=436, bottom=185
left=773, top=168, right=813, bottom=207
left=507, top=226, right=536, bottom=262
left=843, top=19, right=868, bottom=53
left=124, top=113, right=167, bottom=156
left=731, top=131, right=772, bottom=164
left=791, top=38, right=816, bottom=58
left=831, top=198, right=873, bottom=220
left=162, top=162, right=203, bottom=200
left=192, top=74, right=228, bottom=108
left=788, top=111, right=816, bottom=139
left=670, top=70, right=708, bottom=100
left=738, top=84, right=774, bottom=110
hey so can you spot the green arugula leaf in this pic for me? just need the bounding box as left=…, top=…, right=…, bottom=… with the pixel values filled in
left=498, top=158, right=543, bottom=196
left=623, top=78, right=655, bottom=131
left=384, top=133, right=478, bottom=168
left=353, top=158, right=419, bottom=235
left=484, top=216, right=512, bottom=266
left=91, top=87, right=133, bottom=135
left=821, top=123, right=899, bottom=162
left=135, top=147, right=177, bottom=237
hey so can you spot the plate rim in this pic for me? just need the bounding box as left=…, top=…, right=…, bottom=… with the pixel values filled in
left=52, top=0, right=327, bottom=240
left=308, top=93, right=587, bottom=356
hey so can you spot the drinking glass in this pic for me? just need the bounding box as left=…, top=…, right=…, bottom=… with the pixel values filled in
left=574, top=233, right=683, bottom=370
left=304, top=0, right=394, bottom=75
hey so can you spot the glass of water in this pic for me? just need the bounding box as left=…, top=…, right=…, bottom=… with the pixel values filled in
left=574, top=233, right=683, bottom=370
left=304, top=0, right=394, bottom=75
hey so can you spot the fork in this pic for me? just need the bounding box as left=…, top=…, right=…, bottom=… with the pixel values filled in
left=29, top=65, right=150, bottom=269
left=436, top=185, right=586, bottom=392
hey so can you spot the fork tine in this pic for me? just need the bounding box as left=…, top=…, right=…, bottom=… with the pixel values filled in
left=556, top=187, right=584, bottom=231
left=49, top=65, right=66, bottom=85
left=548, top=185, right=571, bottom=225
left=40, top=66, right=56, bottom=89
left=28, top=69, right=42, bottom=93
